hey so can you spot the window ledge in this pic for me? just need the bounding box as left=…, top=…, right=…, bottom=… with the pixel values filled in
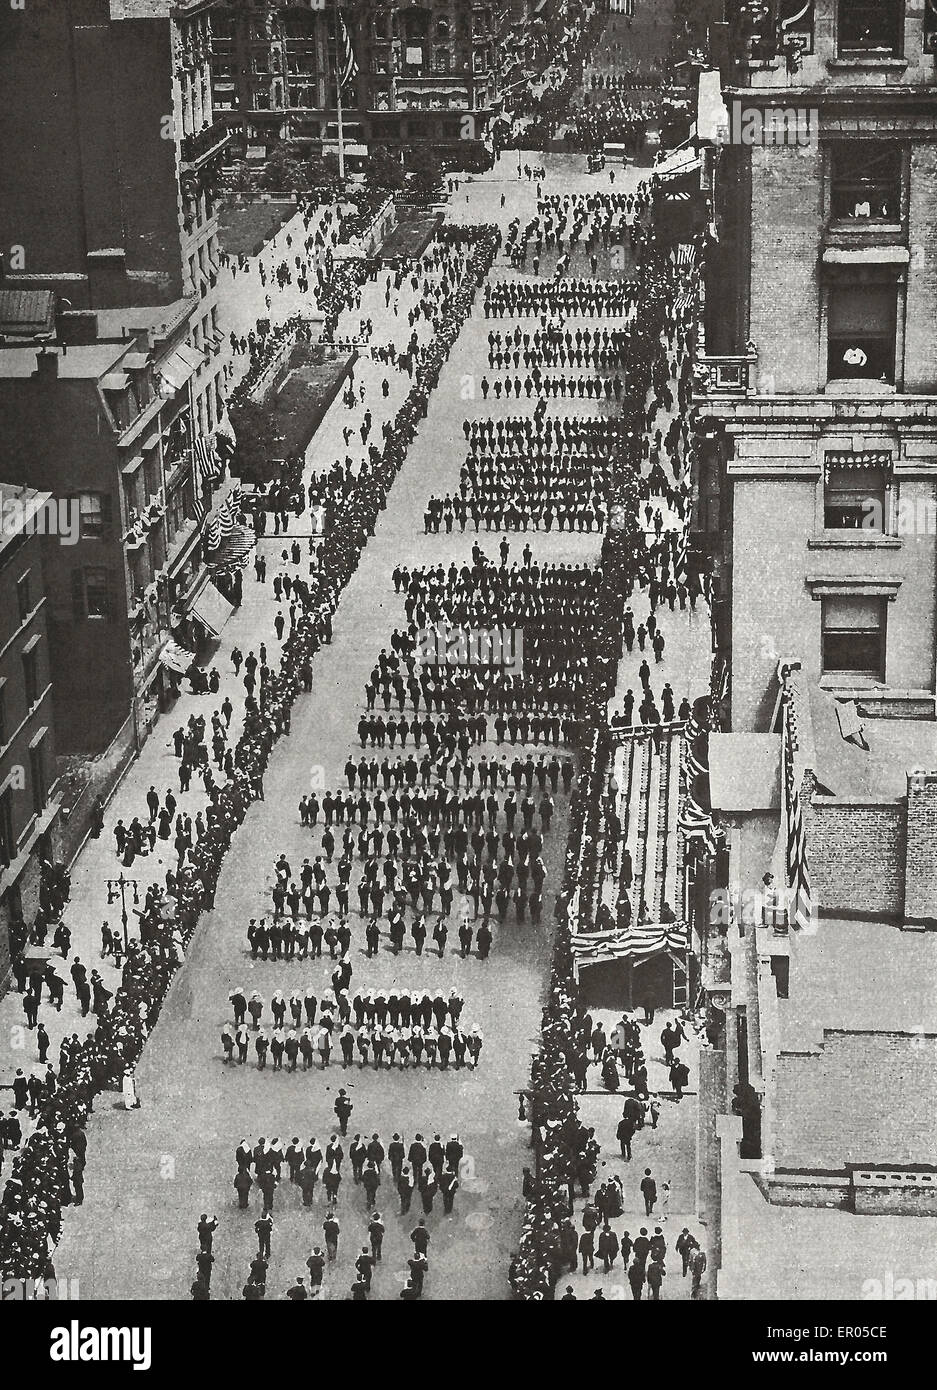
left=826, top=222, right=903, bottom=237
left=807, top=573, right=902, bottom=599
left=824, top=378, right=897, bottom=396
left=808, top=535, right=902, bottom=550
left=828, top=56, right=908, bottom=71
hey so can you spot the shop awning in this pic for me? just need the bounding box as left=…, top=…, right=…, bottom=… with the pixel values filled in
left=190, top=580, right=235, bottom=638
left=160, top=640, right=196, bottom=675
left=156, top=343, right=203, bottom=394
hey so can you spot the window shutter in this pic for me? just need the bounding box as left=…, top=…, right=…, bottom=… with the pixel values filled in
left=71, top=568, right=85, bottom=622
left=101, top=492, right=114, bottom=541
left=106, top=567, right=117, bottom=623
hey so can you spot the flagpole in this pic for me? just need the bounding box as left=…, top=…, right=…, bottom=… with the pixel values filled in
left=333, top=0, right=345, bottom=181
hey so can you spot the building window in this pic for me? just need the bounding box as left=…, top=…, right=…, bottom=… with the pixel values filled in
left=78, top=492, right=110, bottom=539
left=22, top=648, right=37, bottom=708
left=29, top=744, right=46, bottom=817
left=838, top=0, right=902, bottom=55
left=72, top=567, right=113, bottom=621
left=827, top=283, right=898, bottom=383
left=830, top=142, right=901, bottom=221
left=824, top=461, right=888, bottom=529
left=436, top=50, right=450, bottom=73
left=16, top=573, right=30, bottom=622
left=821, top=595, right=885, bottom=679
left=0, top=788, right=13, bottom=867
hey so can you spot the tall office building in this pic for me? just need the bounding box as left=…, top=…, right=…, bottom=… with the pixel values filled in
left=689, top=0, right=937, bottom=1297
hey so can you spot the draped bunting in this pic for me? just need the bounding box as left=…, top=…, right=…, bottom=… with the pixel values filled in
left=205, top=485, right=243, bottom=552
left=571, top=920, right=688, bottom=964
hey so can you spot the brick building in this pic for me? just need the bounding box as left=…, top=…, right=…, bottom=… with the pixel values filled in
left=0, top=486, right=61, bottom=988
left=0, top=0, right=229, bottom=439
left=687, top=0, right=937, bottom=1296
left=693, top=0, right=937, bottom=731
left=210, top=0, right=524, bottom=161
left=702, top=665, right=937, bottom=1296
left=0, top=1, right=236, bottom=755
left=0, top=308, right=218, bottom=758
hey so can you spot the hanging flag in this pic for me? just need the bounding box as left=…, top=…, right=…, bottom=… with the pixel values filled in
left=678, top=794, right=720, bottom=853
left=204, top=485, right=243, bottom=552
left=194, top=434, right=223, bottom=488
left=338, top=13, right=358, bottom=89
left=782, top=699, right=814, bottom=932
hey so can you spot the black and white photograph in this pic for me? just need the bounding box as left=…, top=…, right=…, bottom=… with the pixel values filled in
left=0, top=0, right=931, bottom=1361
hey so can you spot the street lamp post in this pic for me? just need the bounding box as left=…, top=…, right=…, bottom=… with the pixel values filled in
left=106, top=873, right=140, bottom=951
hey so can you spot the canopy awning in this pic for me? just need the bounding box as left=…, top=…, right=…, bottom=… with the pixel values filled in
left=824, top=449, right=892, bottom=470
left=160, top=639, right=196, bottom=674
left=156, top=343, right=203, bottom=394
left=190, top=580, right=235, bottom=638
left=571, top=921, right=688, bottom=967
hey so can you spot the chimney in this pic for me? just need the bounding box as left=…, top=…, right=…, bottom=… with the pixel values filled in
left=904, top=771, right=937, bottom=923
left=34, top=347, right=60, bottom=380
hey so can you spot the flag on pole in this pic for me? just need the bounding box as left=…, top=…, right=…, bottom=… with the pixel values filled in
left=338, top=13, right=358, bottom=89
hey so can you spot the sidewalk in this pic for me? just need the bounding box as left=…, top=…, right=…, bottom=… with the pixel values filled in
left=562, top=1006, right=709, bottom=1301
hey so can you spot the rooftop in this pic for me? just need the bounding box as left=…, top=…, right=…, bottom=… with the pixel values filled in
left=0, top=288, right=56, bottom=340
left=790, top=674, right=937, bottom=802
left=781, top=917, right=937, bottom=1051
left=0, top=341, right=126, bottom=381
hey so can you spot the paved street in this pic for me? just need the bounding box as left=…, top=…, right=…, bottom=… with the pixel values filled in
left=47, top=155, right=656, bottom=1300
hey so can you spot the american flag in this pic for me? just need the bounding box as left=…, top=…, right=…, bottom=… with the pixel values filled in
left=194, top=434, right=223, bottom=488
left=204, top=485, right=243, bottom=552
left=339, top=13, right=358, bottom=89
left=783, top=698, right=813, bottom=932
left=682, top=745, right=708, bottom=785
left=678, top=792, right=719, bottom=850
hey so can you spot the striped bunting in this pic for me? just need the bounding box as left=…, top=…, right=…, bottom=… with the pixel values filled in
left=571, top=921, right=688, bottom=963
left=204, top=485, right=243, bottom=553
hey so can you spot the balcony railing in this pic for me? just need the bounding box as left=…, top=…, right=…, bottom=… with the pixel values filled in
left=180, top=120, right=236, bottom=169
